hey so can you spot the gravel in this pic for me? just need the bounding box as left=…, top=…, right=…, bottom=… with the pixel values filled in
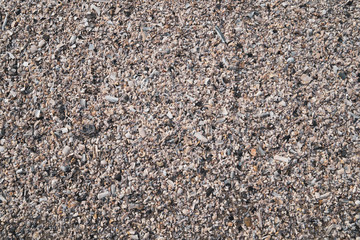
left=1, top=0, right=360, bottom=239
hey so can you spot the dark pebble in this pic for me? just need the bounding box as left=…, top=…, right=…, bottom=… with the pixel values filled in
left=114, top=173, right=122, bottom=181
left=338, top=71, right=346, bottom=80
left=206, top=187, right=214, bottom=197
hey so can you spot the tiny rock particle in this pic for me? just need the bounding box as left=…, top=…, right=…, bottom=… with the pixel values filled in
left=105, top=95, right=118, bottom=103
left=244, top=216, right=252, bottom=228
left=194, top=132, right=208, bottom=142
left=250, top=148, right=257, bottom=157
left=62, top=146, right=71, bottom=156
left=97, top=191, right=110, bottom=200
left=273, top=155, right=289, bottom=163
left=30, top=45, right=37, bottom=53
left=300, top=74, right=312, bottom=84
left=138, top=128, right=146, bottom=138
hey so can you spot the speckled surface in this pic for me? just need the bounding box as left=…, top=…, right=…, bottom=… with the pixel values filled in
left=1, top=1, right=360, bottom=239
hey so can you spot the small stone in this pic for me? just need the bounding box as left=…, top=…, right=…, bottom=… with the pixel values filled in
left=220, top=107, right=228, bottom=116
left=69, top=35, right=77, bottom=44
left=156, top=161, right=164, bottom=167
left=80, top=99, right=86, bottom=107
left=194, top=132, right=208, bottom=142
left=114, top=173, right=122, bottom=181
left=98, top=191, right=110, bottom=199
left=105, top=95, right=118, bottom=103
left=182, top=209, right=190, bottom=215
left=0, top=146, right=5, bottom=152
left=177, top=188, right=183, bottom=196
left=355, top=200, right=360, bottom=205
left=307, top=29, right=313, bottom=36
left=287, top=57, right=295, bottom=63
left=337, top=168, right=344, bottom=175
left=38, top=40, right=46, bottom=48
left=89, top=44, right=95, bottom=51
left=244, top=216, right=252, bottom=227
left=167, top=111, right=173, bottom=119
left=61, top=128, right=68, bottom=134
left=90, top=4, right=101, bottom=16
left=0, top=194, right=7, bottom=203
left=279, top=101, right=287, bottom=107
left=60, top=165, right=70, bottom=172
left=274, top=155, right=289, bottom=163
left=111, top=184, right=116, bottom=196
left=30, top=45, right=37, bottom=53
left=34, top=109, right=41, bottom=118
left=206, top=187, right=214, bottom=197
left=138, top=127, right=146, bottom=137
left=63, top=146, right=71, bottom=156
left=300, top=74, right=312, bottom=85
left=338, top=71, right=347, bottom=80
left=125, top=132, right=132, bottom=139
left=250, top=148, right=257, bottom=156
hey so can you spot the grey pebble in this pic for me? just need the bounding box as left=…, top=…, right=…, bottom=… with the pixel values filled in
left=80, top=99, right=86, bottom=107
left=30, top=45, right=37, bottom=53
left=69, top=35, right=77, bottom=44
left=34, top=109, right=41, bottom=119
left=38, top=40, right=46, bottom=48
left=339, top=71, right=347, bottom=80
left=105, top=95, right=118, bottom=103
left=194, top=132, right=208, bottom=142
left=287, top=57, right=295, bottom=63
left=60, top=165, right=70, bottom=172
left=63, top=146, right=71, bottom=156
left=97, top=191, right=110, bottom=200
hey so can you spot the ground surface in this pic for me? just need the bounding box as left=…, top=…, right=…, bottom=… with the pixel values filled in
left=1, top=0, right=360, bottom=239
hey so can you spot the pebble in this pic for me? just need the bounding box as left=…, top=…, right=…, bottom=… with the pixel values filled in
left=89, top=44, right=95, bottom=51
left=300, top=74, right=312, bottom=85
left=60, top=165, right=70, bottom=172
left=34, top=109, right=41, bottom=118
left=167, top=111, right=173, bottom=119
left=177, top=188, right=183, bottom=196
left=273, top=155, right=289, bottom=163
left=0, top=194, right=7, bottom=203
left=105, top=95, right=118, bottom=103
left=338, top=71, right=347, bottom=80
left=111, top=184, right=116, bottom=196
left=90, top=4, right=101, bottom=16
left=0, top=146, right=5, bottom=152
left=97, top=191, right=110, bottom=200
left=80, top=99, right=86, bottom=107
left=138, top=127, right=146, bottom=137
left=69, top=35, right=77, bottom=44
left=287, top=57, right=295, bottom=63
left=62, top=146, right=71, bottom=156
left=182, top=209, right=190, bottom=215
left=279, top=100, right=287, bottom=107
left=114, top=173, right=122, bottom=181
left=30, top=45, right=37, bottom=53
left=194, top=132, right=208, bottom=142
left=38, top=40, right=46, bottom=48
left=61, top=128, right=68, bottom=134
